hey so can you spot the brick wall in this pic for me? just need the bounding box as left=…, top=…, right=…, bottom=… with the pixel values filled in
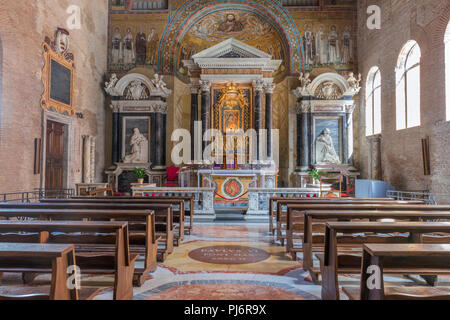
left=356, top=0, right=450, bottom=193
left=0, top=0, right=108, bottom=193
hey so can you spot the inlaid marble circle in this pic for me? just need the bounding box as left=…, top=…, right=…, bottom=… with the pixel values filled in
left=188, top=245, right=271, bottom=265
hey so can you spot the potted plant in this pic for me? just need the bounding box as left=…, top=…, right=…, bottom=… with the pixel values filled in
left=307, top=169, right=326, bottom=185
left=134, top=168, right=146, bottom=184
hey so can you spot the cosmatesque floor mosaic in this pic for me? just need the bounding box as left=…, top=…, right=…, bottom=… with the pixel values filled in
left=1, top=222, right=450, bottom=300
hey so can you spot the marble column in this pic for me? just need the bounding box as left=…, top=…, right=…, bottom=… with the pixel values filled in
left=82, top=136, right=95, bottom=183
left=200, top=80, right=211, bottom=155
left=297, top=102, right=311, bottom=171
left=189, top=81, right=200, bottom=162
left=264, top=83, right=275, bottom=159
left=253, top=80, right=264, bottom=160
left=154, top=110, right=166, bottom=169
left=112, top=108, right=120, bottom=163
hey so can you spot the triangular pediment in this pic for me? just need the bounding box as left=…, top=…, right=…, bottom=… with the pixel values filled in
left=192, top=38, right=271, bottom=59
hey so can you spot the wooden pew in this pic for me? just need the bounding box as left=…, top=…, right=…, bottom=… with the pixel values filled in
left=0, top=220, right=136, bottom=300
left=0, top=243, right=79, bottom=300
left=43, top=197, right=186, bottom=243
left=285, top=203, right=450, bottom=254
left=0, top=208, right=159, bottom=286
left=0, top=202, right=173, bottom=259
left=301, top=210, right=450, bottom=278
left=269, top=197, right=395, bottom=236
left=71, top=196, right=195, bottom=235
left=275, top=199, right=421, bottom=244
left=321, top=222, right=450, bottom=300
left=343, top=243, right=450, bottom=300
left=276, top=200, right=422, bottom=246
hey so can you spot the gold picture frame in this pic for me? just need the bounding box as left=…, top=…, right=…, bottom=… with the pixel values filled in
left=41, top=41, right=75, bottom=116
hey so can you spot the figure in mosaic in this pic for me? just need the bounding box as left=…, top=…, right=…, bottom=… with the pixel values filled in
left=328, top=25, right=340, bottom=64
left=123, top=28, right=135, bottom=65
left=136, top=28, right=147, bottom=65
left=316, top=25, right=328, bottom=65
left=303, top=24, right=316, bottom=66
left=111, top=27, right=123, bottom=64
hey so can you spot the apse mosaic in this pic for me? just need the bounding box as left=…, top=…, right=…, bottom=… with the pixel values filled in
left=177, top=11, right=288, bottom=81
left=108, top=1, right=357, bottom=77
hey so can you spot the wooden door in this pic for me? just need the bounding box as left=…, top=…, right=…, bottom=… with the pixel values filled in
left=45, top=121, right=65, bottom=191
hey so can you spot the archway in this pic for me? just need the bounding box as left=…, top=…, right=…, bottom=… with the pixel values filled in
left=157, top=0, right=303, bottom=75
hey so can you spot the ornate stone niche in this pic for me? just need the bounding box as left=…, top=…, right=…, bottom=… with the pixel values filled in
left=292, top=71, right=361, bottom=189
left=41, top=28, right=75, bottom=116
left=104, top=72, right=172, bottom=191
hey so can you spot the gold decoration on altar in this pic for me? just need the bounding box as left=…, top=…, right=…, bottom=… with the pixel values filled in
left=213, top=82, right=251, bottom=134
left=212, top=83, right=252, bottom=163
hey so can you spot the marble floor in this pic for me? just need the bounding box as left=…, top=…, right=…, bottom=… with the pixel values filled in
left=97, top=221, right=449, bottom=300
left=2, top=221, right=448, bottom=300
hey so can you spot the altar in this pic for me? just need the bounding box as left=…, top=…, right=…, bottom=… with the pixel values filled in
left=178, top=38, right=282, bottom=207
left=180, top=166, right=278, bottom=205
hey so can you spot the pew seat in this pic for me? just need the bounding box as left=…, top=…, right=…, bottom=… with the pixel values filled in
left=343, top=243, right=450, bottom=300
left=342, top=286, right=450, bottom=300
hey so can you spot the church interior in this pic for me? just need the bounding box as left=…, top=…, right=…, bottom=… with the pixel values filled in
left=0, top=0, right=449, bottom=304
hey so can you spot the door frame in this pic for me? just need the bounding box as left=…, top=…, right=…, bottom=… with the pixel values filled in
left=40, top=110, right=75, bottom=190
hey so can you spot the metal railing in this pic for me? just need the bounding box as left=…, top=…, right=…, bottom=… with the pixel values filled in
left=387, top=190, right=450, bottom=205
left=0, top=189, right=75, bottom=203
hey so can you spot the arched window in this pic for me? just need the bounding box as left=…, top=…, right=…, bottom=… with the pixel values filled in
left=445, top=22, right=450, bottom=121
left=396, top=41, right=421, bottom=130
left=366, top=66, right=382, bottom=136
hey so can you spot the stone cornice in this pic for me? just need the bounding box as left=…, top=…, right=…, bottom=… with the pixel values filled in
left=110, top=100, right=168, bottom=114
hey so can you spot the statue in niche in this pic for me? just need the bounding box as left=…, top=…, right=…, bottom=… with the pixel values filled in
left=315, top=128, right=341, bottom=164
left=316, top=25, right=328, bottom=65
left=123, top=28, right=135, bottom=65
left=135, top=28, right=147, bottom=65
left=303, top=23, right=315, bottom=66
left=328, top=25, right=340, bottom=64
left=123, top=128, right=149, bottom=164
left=341, top=25, right=353, bottom=64
left=125, top=80, right=148, bottom=100
left=111, top=27, right=123, bottom=64
left=217, top=13, right=244, bottom=33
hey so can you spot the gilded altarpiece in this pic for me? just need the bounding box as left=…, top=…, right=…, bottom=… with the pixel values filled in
left=212, top=84, right=252, bottom=161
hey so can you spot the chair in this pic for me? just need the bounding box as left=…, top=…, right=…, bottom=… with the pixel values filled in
left=164, top=166, right=180, bottom=187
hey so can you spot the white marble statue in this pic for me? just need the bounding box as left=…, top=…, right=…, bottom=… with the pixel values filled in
left=152, top=74, right=172, bottom=96
left=315, top=128, right=341, bottom=164
left=347, top=72, right=362, bottom=91
left=104, top=73, right=119, bottom=96
left=299, top=72, right=311, bottom=90
left=123, top=128, right=149, bottom=163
